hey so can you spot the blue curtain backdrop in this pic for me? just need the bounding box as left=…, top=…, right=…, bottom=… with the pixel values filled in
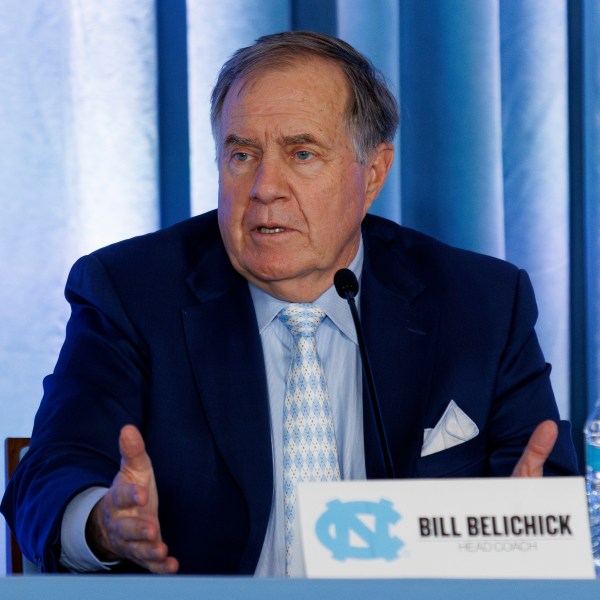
left=0, top=0, right=597, bottom=573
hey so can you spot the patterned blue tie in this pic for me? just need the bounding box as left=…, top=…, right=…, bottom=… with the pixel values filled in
left=278, top=304, right=341, bottom=574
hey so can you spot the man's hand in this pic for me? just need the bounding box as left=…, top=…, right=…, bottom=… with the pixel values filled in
left=511, top=419, right=558, bottom=477
left=86, top=425, right=179, bottom=573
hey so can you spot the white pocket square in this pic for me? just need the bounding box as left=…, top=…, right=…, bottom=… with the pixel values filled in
left=421, top=400, right=479, bottom=457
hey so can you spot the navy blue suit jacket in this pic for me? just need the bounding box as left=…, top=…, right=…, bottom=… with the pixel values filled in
left=1, top=211, right=578, bottom=573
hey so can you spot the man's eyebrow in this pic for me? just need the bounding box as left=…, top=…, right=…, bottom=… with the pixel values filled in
left=223, top=133, right=324, bottom=148
left=223, top=134, right=259, bottom=148
left=281, top=134, right=321, bottom=146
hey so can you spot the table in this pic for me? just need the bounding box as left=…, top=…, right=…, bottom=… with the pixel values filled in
left=0, top=576, right=599, bottom=600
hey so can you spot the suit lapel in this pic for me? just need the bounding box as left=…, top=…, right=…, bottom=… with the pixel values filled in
left=361, top=225, right=440, bottom=479
left=182, top=238, right=272, bottom=568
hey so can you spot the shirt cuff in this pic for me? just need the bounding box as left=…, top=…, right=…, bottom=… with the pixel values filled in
left=60, top=486, right=120, bottom=572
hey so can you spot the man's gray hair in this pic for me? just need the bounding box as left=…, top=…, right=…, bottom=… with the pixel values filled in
left=210, top=31, right=399, bottom=164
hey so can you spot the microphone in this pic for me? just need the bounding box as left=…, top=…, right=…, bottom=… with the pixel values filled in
left=334, top=269, right=395, bottom=479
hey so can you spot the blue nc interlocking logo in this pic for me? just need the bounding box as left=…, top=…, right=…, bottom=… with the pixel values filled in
left=315, top=499, right=403, bottom=561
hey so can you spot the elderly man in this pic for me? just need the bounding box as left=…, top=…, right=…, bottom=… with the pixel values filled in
left=1, top=31, right=577, bottom=576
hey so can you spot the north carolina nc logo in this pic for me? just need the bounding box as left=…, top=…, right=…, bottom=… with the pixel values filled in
left=315, top=499, right=403, bottom=561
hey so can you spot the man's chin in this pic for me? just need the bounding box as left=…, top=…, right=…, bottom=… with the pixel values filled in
left=239, top=264, right=337, bottom=302
left=245, top=268, right=302, bottom=287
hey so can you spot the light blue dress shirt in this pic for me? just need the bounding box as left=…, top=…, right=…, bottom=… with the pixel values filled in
left=253, top=242, right=366, bottom=577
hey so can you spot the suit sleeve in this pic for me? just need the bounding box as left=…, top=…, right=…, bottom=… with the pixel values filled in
left=487, top=269, right=578, bottom=476
left=0, top=254, right=149, bottom=572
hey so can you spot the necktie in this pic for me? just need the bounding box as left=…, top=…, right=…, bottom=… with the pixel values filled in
left=278, top=303, right=341, bottom=574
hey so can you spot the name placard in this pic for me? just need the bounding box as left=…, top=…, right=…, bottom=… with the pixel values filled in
left=294, top=477, right=595, bottom=579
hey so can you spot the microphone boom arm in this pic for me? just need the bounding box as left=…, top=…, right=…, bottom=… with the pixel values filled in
left=335, top=269, right=395, bottom=479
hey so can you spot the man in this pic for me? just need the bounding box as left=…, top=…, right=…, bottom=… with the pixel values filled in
left=1, top=31, right=578, bottom=576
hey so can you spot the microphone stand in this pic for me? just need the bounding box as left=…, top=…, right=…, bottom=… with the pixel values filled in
left=334, top=269, right=395, bottom=479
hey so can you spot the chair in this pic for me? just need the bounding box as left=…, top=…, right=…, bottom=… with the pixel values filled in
left=5, top=437, right=31, bottom=574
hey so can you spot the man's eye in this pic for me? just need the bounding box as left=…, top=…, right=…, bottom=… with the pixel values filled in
left=295, top=150, right=313, bottom=161
left=233, top=152, right=250, bottom=162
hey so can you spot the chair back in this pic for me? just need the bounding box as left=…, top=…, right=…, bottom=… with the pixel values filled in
left=5, top=438, right=31, bottom=574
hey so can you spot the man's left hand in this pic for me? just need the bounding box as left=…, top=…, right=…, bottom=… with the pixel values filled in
left=511, top=419, right=558, bottom=477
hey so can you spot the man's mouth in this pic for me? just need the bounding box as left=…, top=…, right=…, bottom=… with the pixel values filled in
left=257, top=226, right=286, bottom=234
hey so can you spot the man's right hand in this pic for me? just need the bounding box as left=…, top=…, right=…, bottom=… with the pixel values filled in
left=86, top=425, right=179, bottom=574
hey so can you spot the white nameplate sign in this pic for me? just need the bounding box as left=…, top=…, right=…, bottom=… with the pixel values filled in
left=294, top=477, right=595, bottom=579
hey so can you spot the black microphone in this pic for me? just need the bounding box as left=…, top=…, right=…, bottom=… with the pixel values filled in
left=334, top=268, right=395, bottom=479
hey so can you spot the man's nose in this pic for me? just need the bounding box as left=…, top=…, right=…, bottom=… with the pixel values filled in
left=250, top=156, right=289, bottom=204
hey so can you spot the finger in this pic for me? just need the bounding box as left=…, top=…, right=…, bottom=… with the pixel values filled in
left=119, top=425, right=153, bottom=474
left=112, top=537, right=178, bottom=573
left=109, top=516, right=161, bottom=543
left=108, top=531, right=178, bottom=574
left=512, top=420, right=558, bottom=478
left=122, top=539, right=168, bottom=560
left=145, top=556, right=180, bottom=575
left=108, top=480, right=149, bottom=510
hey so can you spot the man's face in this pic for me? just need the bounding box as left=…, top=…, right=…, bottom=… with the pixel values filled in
left=216, top=57, right=393, bottom=301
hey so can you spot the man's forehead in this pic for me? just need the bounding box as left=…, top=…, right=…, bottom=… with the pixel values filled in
left=238, top=53, right=344, bottom=82
left=225, top=56, right=349, bottom=109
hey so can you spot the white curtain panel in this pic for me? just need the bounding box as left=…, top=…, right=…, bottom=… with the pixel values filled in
left=500, top=1, right=570, bottom=414
left=0, top=0, right=159, bottom=573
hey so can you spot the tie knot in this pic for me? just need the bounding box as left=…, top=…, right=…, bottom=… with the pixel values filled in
left=278, top=304, right=326, bottom=338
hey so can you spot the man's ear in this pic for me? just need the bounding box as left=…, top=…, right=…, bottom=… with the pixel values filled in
left=364, top=142, right=395, bottom=212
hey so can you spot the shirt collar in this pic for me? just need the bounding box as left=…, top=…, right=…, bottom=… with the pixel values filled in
left=249, top=237, right=364, bottom=344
